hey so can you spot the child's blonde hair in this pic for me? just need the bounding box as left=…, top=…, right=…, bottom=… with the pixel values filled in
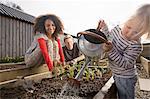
left=132, top=4, right=150, bottom=38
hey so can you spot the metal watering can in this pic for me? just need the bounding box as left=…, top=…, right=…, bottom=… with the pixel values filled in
left=75, top=29, right=108, bottom=79
left=60, top=29, right=108, bottom=96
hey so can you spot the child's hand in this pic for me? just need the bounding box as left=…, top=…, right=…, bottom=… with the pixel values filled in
left=102, top=41, right=113, bottom=52
left=97, top=19, right=107, bottom=31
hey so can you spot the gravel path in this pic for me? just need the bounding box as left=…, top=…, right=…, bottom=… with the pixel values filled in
left=135, top=63, right=150, bottom=99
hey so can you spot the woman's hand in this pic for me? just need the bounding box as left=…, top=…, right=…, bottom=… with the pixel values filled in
left=54, top=60, right=66, bottom=67
left=102, top=41, right=113, bottom=52
left=61, top=61, right=65, bottom=67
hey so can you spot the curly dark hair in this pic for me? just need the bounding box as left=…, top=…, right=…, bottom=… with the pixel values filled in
left=33, top=14, right=64, bottom=39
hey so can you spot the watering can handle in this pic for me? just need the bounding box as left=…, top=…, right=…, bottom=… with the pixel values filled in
left=77, top=31, right=109, bottom=44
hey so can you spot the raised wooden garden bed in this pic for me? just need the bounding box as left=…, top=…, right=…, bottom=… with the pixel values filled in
left=140, top=56, right=150, bottom=77
left=0, top=63, right=51, bottom=88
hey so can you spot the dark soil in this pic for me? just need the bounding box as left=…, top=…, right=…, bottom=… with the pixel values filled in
left=0, top=72, right=114, bottom=99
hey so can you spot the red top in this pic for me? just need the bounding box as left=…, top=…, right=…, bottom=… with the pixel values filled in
left=38, top=38, right=65, bottom=71
left=57, top=38, right=65, bottom=63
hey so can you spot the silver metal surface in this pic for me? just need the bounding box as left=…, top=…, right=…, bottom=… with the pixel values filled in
left=78, top=35, right=104, bottom=58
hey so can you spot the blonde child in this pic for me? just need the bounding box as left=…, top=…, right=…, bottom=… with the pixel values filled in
left=97, top=4, right=150, bottom=99
left=25, top=14, right=65, bottom=71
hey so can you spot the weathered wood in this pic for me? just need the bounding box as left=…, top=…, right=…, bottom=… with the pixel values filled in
left=0, top=15, right=2, bottom=58
left=26, top=24, right=29, bottom=49
left=0, top=64, right=65, bottom=88
left=9, top=18, right=13, bottom=57
left=0, top=62, right=25, bottom=66
left=5, top=17, right=9, bottom=57
left=30, top=25, right=33, bottom=45
left=19, top=21, right=22, bottom=56
left=0, top=64, right=49, bottom=82
left=1, top=16, right=6, bottom=58
left=141, top=56, right=150, bottom=77
left=22, top=22, right=26, bottom=55
left=13, top=20, right=17, bottom=57
left=16, top=20, right=20, bottom=57
left=0, top=71, right=52, bottom=88
left=93, top=76, right=117, bottom=99
left=30, top=25, right=33, bottom=47
left=25, top=23, right=28, bottom=51
left=0, top=16, right=33, bottom=59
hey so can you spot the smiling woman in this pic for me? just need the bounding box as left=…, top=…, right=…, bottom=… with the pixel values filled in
left=25, top=14, right=65, bottom=72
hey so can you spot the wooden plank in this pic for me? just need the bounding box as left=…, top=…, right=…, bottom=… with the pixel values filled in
left=0, top=62, right=25, bottom=66
left=26, top=24, right=29, bottom=48
left=31, top=24, right=34, bottom=43
left=9, top=18, right=13, bottom=57
left=19, top=21, right=23, bottom=56
left=13, top=20, right=17, bottom=57
left=25, top=23, right=28, bottom=51
left=141, top=56, right=150, bottom=77
left=5, top=17, right=10, bottom=57
left=1, top=16, right=6, bottom=58
left=16, top=20, right=20, bottom=57
left=0, top=15, right=2, bottom=58
left=29, top=24, right=32, bottom=47
left=0, top=64, right=49, bottom=82
left=22, top=22, right=26, bottom=55
left=29, top=25, right=31, bottom=44
left=0, top=64, right=65, bottom=88
left=0, top=71, right=52, bottom=88
left=12, top=19, right=14, bottom=57
left=29, top=24, right=34, bottom=53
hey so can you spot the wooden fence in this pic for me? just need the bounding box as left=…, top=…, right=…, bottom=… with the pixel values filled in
left=0, top=15, right=34, bottom=58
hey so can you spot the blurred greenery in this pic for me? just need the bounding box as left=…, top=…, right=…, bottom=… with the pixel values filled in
left=62, top=60, right=109, bottom=81
left=0, top=56, right=24, bottom=63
